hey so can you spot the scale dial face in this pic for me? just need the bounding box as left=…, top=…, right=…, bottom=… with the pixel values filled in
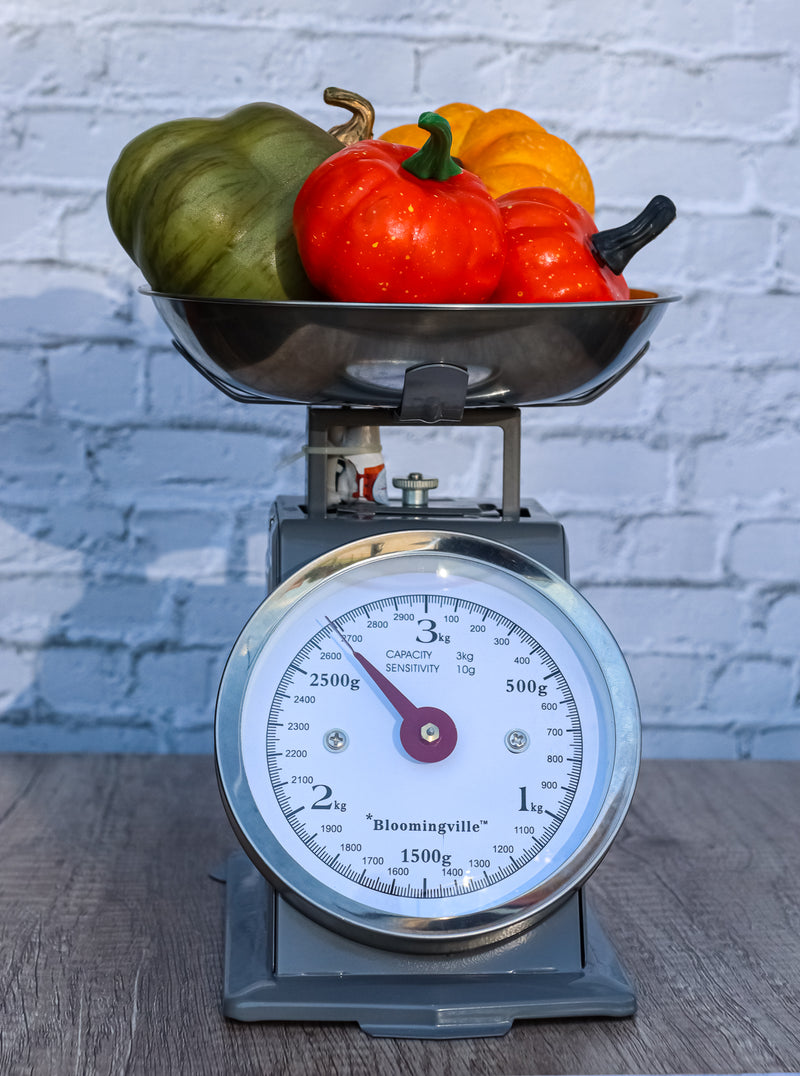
left=216, top=531, right=640, bottom=953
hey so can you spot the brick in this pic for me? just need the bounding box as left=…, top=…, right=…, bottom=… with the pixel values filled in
left=762, top=593, right=800, bottom=653
left=623, top=514, right=720, bottom=580
left=315, top=34, right=418, bottom=106
left=0, top=419, right=88, bottom=490
left=509, top=48, right=612, bottom=120
left=658, top=366, right=800, bottom=441
left=694, top=440, right=800, bottom=504
left=581, top=583, right=743, bottom=651
left=0, top=347, right=42, bottom=415
left=751, top=0, right=800, bottom=49
left=47, top=342, right=143, bottom=422
left=37, top=644, right=131, bottom=712
left=707, top=657, right=794, bottom=717
left=716, top=292, right=799, bottom=355
left=601, top=55, right=794, bottom=138
left=585, top=135, right=747, bottom=209
left=92, top=428, right=295, bottom=494
left=751, top=727, right=800, bottom=760
left=0, top=265, right=129, bottom=344
left=649, top=290, right=725, bottom=352
left=681, top=212, right=777, bottom=287
left=0, top=512, right=84, bottom=575
left=145, top=546, right=228, bottom=585
left=0, top=21, right=106, bottom=96
left=753, top=143, right=800, bottom=214
left=557, top=512, right=626, bottom=582
left=0, top=576, right=84, bottom=645
left=0, top=190, right=62, bottom=260
left=642, top=726, right=739, bottom=759
left=728, top=521, right=800, bottom=580
left=61, top=191, right=135, bottom=277
left=546, top=0, right=735, bottom=47
left=127, top=507, right=231, bottom=580
left=0, top=645, right=38, bottom=711
left=523, top=436, right=670, bottom=508
left=104, top=27, right=327, bottom=104
left=178, top=582, right=268, bottom=646
left=628, top=652, right=713, bottom=713
left=0, top=503, right=129, bottom=574
left=58, top=580, right=172, bottom=646
left=417, top=40, right=514, bottom=104
left=565, top=360, right=656, bottom=428
left=779, top=217, right=800, bottom=282
left=0, top=719, right=163, bottom=753
left=542, top=2, right=641, bottom=44
left=5, top=107, right=118, bottom=187
left=133, top=648, right=217, bottom=719
left=245, top=529, right=270, bottom=587
left=147, top=345, right=245, bottom=423
left=164, top=727, right=213, bottom=752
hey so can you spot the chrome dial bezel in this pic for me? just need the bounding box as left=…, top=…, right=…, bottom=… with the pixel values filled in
left=215, top=530, right=640, bottom=953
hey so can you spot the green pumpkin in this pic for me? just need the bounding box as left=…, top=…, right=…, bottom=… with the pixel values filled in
left=107, top=91, right=372, bottom=300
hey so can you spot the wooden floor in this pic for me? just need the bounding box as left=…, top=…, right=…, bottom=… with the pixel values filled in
left=1, top=754, right=798, bottom=1074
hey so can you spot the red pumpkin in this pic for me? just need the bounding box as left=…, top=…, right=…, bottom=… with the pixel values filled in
left=293, top=112, right=506, bottom=304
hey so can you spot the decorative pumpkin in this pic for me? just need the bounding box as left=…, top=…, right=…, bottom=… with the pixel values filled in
left=107, top=88, right=374, bottom=301
left=293, top=113, right=506, bottom=304
left=380, top=103, right=595, bottom=214
left=491, top=189, right=676, bottom=303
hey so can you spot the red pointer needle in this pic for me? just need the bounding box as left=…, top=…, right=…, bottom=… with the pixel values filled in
left=326, top=617, right=457, bottom=763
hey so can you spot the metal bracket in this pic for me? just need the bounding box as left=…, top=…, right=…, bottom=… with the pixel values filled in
left=306, top=407, right=521, bottom=522
left=398, top=362, right=469, bottom=422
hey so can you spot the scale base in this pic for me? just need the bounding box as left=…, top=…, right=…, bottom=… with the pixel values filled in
left=221, top=852, right=635, bottom=1039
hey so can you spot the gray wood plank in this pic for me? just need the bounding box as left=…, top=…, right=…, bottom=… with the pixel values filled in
left=0, top=754, right=798, bottom=1075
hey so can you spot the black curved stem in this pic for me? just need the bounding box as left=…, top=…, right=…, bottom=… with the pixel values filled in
left=590, top=195, right=676, bottom=275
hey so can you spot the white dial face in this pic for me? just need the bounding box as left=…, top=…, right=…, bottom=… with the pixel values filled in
left=225, top=546, right=627, bottom=936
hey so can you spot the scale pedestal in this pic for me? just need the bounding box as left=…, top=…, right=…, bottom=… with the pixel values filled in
left=217, top=404, right=635, bottom=1036
left=222, top=851, right=634, bottom=1038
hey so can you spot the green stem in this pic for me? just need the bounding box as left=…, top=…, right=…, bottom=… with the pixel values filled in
left=401, top=112, right=462, bottom=181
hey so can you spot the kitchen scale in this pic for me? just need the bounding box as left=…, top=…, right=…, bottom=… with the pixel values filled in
left=147, top=287, right=678, bottom=1038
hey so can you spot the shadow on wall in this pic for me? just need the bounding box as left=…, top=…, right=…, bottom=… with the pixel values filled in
left=0, top=507, right=269, bottom=755
left=0, top=287, right=292, bottom=755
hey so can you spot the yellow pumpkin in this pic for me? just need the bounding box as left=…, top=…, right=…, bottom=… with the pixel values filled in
left=380, top=103, right=594, bottom=215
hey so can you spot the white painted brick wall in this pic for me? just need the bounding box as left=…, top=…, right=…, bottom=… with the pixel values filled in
left=1, top=0, right=798, bottom=757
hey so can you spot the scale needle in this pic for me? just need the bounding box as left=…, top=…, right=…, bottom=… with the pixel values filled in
left=325, top=616, right=457, bottom=763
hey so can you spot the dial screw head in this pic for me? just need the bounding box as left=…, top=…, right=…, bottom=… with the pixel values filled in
left=324, top=728, right=349, bottom=753
left=392, top=472, right=439, bottom=508
left=505, top=728, right=529, bottom=753
left=420, top=722, right=440, bottom=743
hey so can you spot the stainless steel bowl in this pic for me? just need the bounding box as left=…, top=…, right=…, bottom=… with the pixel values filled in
left=145, top=289, right=679, bottom=409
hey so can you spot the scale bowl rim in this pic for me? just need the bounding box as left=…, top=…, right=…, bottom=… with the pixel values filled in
left=140, top=285, right=682, bottom=312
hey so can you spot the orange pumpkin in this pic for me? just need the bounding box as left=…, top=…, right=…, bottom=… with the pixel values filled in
left=380, top=103, right=594, bottom=215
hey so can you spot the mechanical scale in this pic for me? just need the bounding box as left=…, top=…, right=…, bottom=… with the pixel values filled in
left=147, top=288, right=678, bottom=1037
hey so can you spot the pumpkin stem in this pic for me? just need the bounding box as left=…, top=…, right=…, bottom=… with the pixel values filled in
left=324, top=87, right=374, bottom=145
left=590, top=195, right=676, bottom=275
left=402, top=113, right=462, bottom=182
